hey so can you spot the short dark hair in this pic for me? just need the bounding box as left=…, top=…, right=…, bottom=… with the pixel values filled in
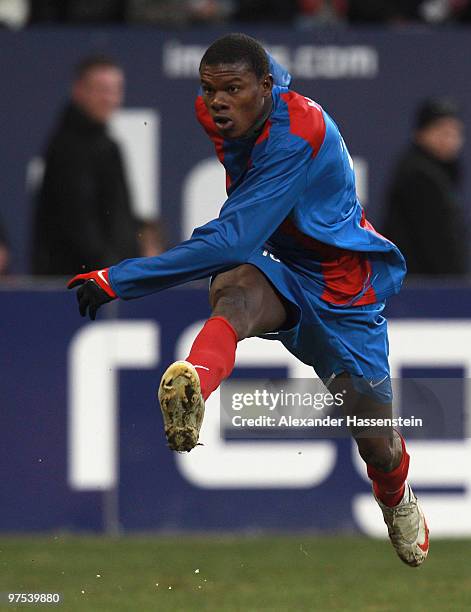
left=200, top=33, right=269, bottom=80
left=74, top=54, right=121, bottom=80
left=415, top=97, right=460, bottom=130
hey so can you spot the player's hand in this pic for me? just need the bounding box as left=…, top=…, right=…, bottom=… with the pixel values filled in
left=67, top=268, right=117, bottom=320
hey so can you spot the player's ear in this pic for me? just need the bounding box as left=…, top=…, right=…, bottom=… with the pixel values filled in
left=262, top=74, right=273, bottom=97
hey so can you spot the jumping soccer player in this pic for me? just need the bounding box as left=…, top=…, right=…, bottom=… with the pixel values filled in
left=68, top=34, right=429, bottom=567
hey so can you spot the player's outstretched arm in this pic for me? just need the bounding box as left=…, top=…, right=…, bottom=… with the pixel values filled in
left=67, top=268, right=117, bottom=320
left=107, top=141, right=312, bottom=299
left=68, top=137, right=313, bottom=314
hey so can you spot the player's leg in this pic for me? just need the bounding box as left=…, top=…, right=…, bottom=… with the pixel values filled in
left=187, top=264, right=289, bottom=398
left=342, top=383, right=429, bottom=567
left=319, top=295, right=429, bottom=567
left=344, top=387, right=403, bottom=473
left=159, top=264, right=290, bottom=451
left=209, top=263, right=290, bottom=337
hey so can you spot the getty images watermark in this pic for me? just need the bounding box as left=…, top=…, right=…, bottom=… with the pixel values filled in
left=230, top=388, right=422, bottom=430
left=218, top=377, right=461, bottom=439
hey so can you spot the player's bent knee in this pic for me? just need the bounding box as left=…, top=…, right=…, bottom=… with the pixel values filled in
left=210, top=283, right=247, bottom=310
left=210, top=282, right=253, bottom=340
left=210, top=264, right=263, bottom=298
left=212, top=287, right=249, bottom=319
left=210, top=264, right=289, bottom=339
left=210, top=266, right=264, bottom=313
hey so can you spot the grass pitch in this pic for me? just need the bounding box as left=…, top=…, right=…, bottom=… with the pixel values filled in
left=0, top=535, right=470, bottom=611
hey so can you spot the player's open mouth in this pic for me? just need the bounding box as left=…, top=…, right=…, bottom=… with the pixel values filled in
left=213, top=116, right=234, bottom=130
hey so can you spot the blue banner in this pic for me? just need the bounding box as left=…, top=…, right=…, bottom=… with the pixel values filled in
left=1, top=285, right=471, bottom=536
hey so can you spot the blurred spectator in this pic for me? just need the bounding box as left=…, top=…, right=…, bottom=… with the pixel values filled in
left=0, top=0, right=28, bottom=28
left=234, top=0, right=297, bottom=22
left=347, top=0, right=423, bottom=23
left=419, top=0, right=471, bottom=23
left=347, top=0, right=471, bottom=24
left=0, top=216, right=10, bottom=275
left=32, top=55, right=162, bottom=276
left=24, top=0, right=471, bottom=26
left=382, top=98, right=468, bottom=276
left=296, top=0, right=347, bottom=26
left=29, top=0, right=126, bottom=24
left=453, top=0, right=471, bottom=21
left=30, top=0, right=232, bottom=26
left=187, top=0, right=233, bottom=24
left=126, top=0, right=232, bottom=26
left=124, top=0, right=185, bottom=26
left=138, top=219, right=167, bottom=257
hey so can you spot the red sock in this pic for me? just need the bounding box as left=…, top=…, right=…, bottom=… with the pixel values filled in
left=186, top=316, right=238, bottom=400
left=367, top=434, right=410, bottom=507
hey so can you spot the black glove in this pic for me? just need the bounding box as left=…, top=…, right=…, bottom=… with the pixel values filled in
left=67, top=268, right=117, bottom=320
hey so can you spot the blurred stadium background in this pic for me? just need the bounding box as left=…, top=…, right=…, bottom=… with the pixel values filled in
left=1, top=2, right=471, bottom=610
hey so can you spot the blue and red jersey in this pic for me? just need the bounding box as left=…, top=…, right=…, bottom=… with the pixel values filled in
left=109, top=59, right=406, bottom=304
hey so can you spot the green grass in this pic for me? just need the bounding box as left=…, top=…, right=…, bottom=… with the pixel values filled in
left=0, top=535, right=470, bottom=611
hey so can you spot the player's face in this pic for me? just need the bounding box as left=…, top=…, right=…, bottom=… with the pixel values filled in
left=72, top=66, right=124, bottom=124
left=417, top=117, right=465, bottom=162
left=200, top=62, right=273, bottom=139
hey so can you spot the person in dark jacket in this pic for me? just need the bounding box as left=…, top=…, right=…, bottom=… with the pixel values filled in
left=32, top=55, right=141, bottom=275
left=383, top=98, right=468, bottom=276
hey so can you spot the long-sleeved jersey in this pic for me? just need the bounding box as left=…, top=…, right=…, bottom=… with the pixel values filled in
left=109, top=58, right=406, bottom=304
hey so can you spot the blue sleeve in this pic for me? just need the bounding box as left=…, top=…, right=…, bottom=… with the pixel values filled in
left=109, top=139, right=311, bottom=299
